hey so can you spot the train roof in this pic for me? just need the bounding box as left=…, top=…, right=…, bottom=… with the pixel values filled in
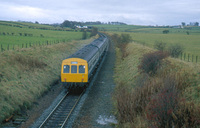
left=67, top=44, right=99, bottom=62
left=67, top=33, right=107, bottom=62
left=91, top=37, right=105, bottom=48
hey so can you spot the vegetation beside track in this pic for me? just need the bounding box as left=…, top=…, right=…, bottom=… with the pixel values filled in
left=0, top=37, right=94, bottom=124
left=111, top=34, right=200, bottom=127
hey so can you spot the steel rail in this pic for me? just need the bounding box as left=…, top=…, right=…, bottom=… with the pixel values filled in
left=38, top=91, right=84, bottom=128
left=38, top=92, right=69, bottom=128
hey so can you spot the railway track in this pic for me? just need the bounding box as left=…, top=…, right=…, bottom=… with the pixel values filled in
left=39, top=91, right=84, bottom=128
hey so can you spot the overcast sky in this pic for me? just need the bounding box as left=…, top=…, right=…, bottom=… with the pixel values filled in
left=0, top=0, right=200, bottom=25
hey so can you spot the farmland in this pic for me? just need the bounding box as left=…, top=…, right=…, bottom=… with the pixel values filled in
left=0, top=21, right=83, bottom=50
left=94, top=24, right=200, bottom=56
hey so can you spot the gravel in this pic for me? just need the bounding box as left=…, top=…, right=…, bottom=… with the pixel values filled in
left=72, top=40, right=117, bottom=128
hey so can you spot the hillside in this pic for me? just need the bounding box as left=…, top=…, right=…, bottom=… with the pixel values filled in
left=112, top=36, right=200, bottom=127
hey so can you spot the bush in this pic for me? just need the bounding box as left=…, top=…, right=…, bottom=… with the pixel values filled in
left=138, top=51, right=168, bottom=75
left=82, top=31, right=87, bottom=40
left=146, top=74, right=179, bottom=127
left=163, top=30, right=169, bottom=34
left=154, top=41, right=166, bottom=51
left=168, top=44, right=184, bottom=58
left=90, top=27, right=98, bottom=37
left=111, top=33, right=132, bottom=59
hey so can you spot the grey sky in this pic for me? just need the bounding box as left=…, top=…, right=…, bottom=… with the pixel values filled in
left=0, top=0, right=200, bottom=25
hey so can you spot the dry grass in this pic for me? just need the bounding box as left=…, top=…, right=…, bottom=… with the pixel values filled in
left=113, top=41, right=200, bottom=127
left=0, top=38, right=94, bottom=123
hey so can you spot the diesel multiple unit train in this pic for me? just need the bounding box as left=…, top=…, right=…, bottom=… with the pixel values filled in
left=61, top=33, right=109, bottom=90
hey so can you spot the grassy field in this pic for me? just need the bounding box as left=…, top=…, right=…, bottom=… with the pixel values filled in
left=0, top=21, right=83, bottom=50
left=130, top=32, right=200, bottom=55
left=95, top=24, right=200, bottom=56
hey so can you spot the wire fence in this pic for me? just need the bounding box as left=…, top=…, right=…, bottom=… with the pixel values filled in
left=179, top=53, right=199, bottom=63
left=0, top=39, right=69, bottom=52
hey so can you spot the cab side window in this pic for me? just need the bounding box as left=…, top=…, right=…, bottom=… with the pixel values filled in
left=71, top=65, right=77, bottom=73
left=79, top=65, right=85, bottom=73
left=63, top=65, right=70, bottom=73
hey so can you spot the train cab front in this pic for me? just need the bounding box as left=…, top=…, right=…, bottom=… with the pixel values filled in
left=61, top=58, right=88, bottom=90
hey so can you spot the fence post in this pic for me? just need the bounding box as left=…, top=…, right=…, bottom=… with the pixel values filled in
left=1, top=44, right=2, bottom=52
left=188, top=54, right=190, bottom=62
left=22, top=44, right=24, bottom=48
left=192, top=55, right=194, bottom=62
left=184, top=53, right=186, bottom=60
left=26, top=43, right=27, bottom=48
left=180, top=53, right=182, bottom=60
left=197, top=56, right=198, bottom=63
left=13, top=45, right=14, bottom=50
left=7, top=44, right=9, bottom=51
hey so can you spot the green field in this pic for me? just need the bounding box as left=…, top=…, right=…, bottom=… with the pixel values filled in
left=0, top=21, right=83, bottom=50
left=130, top=33, right=200, bottom=55
left=94, top=24, right=200, bottom=56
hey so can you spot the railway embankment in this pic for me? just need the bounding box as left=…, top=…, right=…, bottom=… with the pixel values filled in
left=0, top=38, right=93, bottom=125
left=112, top=35, right=200, bottom=127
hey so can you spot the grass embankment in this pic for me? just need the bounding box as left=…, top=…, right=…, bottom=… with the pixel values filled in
left=113, top=41, right=200, bottom=127
left=0, top=38, right=93, bottom=123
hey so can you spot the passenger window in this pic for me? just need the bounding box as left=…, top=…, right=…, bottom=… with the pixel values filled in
left=71, top=65, right=77, bottom=73
left=63, top=65, right=70, bottom=73
left=79, top=65, right=85, bottom=73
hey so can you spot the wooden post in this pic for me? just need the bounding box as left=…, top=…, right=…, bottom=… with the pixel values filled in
left=192, top=55, right=194, bottom=62
left=197, top=56, right=198, bottom=63
left=1, top=44, right=2, bottom=52
left=184, top=53, right=186, bottom=60
left=188, top=54, right=190, bottom=62
left=7, top=44, right=9, bottom=51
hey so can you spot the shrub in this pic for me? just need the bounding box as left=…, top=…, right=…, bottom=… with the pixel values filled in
left=138, top=51, right=168, bottom=75
left=82, top=31, right=87, bottom=40
left=90, top=27, right=98, bottom=37
left=163, top=30, right=169, bottom=34
left=146, top=74, right=179, bottom=128
left=111, top=33, right=132, bottom=59
left=114, top=84, right=135, bottom=123
left=154, top=41, right=166, bottom=51
left=168, top=44, right=184, bottom=58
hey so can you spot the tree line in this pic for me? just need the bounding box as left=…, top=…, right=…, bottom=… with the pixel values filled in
left=61, top=20, right=127, bottom=28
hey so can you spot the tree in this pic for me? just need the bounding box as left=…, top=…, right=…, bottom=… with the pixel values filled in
left=194, top=22, right=199, bottom=26
left=120, top=33, right=132, bottom=44
left=181, top=22, right=186, bottom=26
left=163, top=30, right=169, bottom=34
left=90, top=27, right=98, bottom=37
left=168, top=44, right=184, bottom=58
left=82, top=31, right=87, bottom=40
